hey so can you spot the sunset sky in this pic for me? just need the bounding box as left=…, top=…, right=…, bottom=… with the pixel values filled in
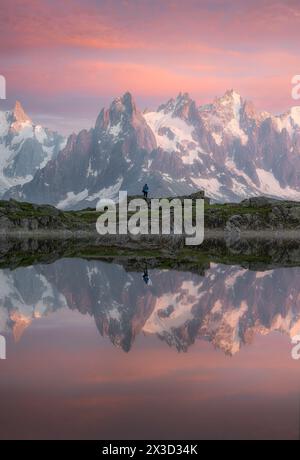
left=1, top=0, right=300, bottom=133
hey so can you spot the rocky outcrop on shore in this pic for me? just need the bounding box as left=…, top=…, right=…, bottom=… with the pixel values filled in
left=0, top=196, right=300, bottom=241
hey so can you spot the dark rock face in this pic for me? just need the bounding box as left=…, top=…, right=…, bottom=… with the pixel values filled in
left=3, top=91, right=300, bottom=208
left=15, top=129, right=95, bottom=206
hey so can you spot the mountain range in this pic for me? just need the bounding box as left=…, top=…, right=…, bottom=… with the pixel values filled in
left=2, top=91, right=300, bottom=209
left=0, top=101, right=65, bottom=197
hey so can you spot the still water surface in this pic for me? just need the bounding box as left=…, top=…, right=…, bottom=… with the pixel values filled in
left=0, top=257, right=300, bottom=439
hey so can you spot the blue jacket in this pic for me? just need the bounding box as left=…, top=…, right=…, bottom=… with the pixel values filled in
left=143, top=184, right=149, bottom=193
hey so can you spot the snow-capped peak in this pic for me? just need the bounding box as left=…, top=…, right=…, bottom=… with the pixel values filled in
left=95, top=92, right=156, bottom=151
left=111, top=92, right=137, bottom=117
left=157, top=92, right=197, bottom=122
left=213, top=89, right=243, bottom=117
left=145, top=93, right=200, bottom=159
left=219, top=88, right=241, bottom=104
left=290, top=106, right=300, bottom=125
left=0, top=101, right=65, bottom=195
left=96, top=92, right=139, bottom=132
left=199, top=89, right=249, bottom=145
left=12, top=100, right=31, bottom=125
left=272, top=106, right=300, bottom=135
left=174, top=91, right=193, bottom=108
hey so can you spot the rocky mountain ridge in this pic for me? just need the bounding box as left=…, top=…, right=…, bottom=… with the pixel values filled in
left=2, top=91, right=300, bottom=208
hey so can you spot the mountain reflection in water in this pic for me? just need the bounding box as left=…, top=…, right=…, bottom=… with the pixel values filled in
left=1, top=256, right=300, bottom=439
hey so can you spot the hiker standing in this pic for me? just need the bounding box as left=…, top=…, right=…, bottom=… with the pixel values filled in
left=142, top=183, right=149, bottom=199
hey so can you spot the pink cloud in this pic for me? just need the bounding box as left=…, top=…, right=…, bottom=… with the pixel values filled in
left=0, top=0, right=299, bottom=131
